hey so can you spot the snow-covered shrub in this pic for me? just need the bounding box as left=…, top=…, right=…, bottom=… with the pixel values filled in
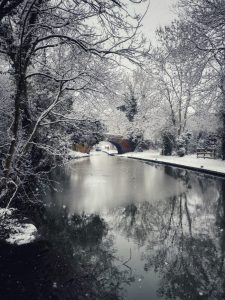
left=176, top=132, right=192, bottom=156
left=135, top=139, right=152, bottom=152
left=177, top=147, right=186, bottom=157
left=176, top=135, right=186, bottom=155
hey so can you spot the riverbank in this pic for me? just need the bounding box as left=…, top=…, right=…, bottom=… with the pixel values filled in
left=68, top=149, right=118, bottom=159
left=120, top=150, right=225, bottom=177
left=68, top=150, right=90, bottom=159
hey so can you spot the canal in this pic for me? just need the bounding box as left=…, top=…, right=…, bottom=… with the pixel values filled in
left=1, top=152, right=225, bottom=300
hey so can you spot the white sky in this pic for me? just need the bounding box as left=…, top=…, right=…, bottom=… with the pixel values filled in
left=138, top=0, right=178, bottom=43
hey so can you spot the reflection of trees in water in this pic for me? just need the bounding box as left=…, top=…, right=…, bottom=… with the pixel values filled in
left=109, top=195, right=194, bottom=247
left=107, top=170, right=225, bottom=299
left=142, top=177, right=225, bottom=300
left=109, top=201, right=164, bottom=246
left=0, top=208, right=132, bottom=300
left=147, top=236, right=225, bottom=300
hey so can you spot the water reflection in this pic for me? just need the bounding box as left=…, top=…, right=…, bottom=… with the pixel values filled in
left=48, top=156, right=225, bottom=300
left=0, top=209, right=133, bottom=299
left=59, top=154, right=225, bottom=300
left=61, top=154, right=185, bottom=214
left=1, top=153, right=225, bottom=300
left=105, top=167, right=225, bottom=300
left=141, top=176, right=225, bottom=300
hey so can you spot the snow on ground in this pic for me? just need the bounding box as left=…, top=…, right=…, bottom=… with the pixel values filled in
left=0, top=208, right=13, bottom=217
left=6, top=223, right=37, bottom=245
left=0, top=208, right=37, bottom=246
left=120, top=150, right=225, bottom=175
left=68, top=150, right=89, bottom=159
left=102, top=149, right=118, bottom=155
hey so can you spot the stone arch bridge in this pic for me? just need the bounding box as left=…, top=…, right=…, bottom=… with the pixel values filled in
left=72, top=134, right=136, bottom=154
left=104, top=134, right=135, bottom=154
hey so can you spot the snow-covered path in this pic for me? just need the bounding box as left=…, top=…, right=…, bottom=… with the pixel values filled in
left=120, top=151, right=225, bottom=176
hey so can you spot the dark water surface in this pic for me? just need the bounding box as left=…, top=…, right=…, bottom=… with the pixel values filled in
left=1, top=152, right=225, bottom=300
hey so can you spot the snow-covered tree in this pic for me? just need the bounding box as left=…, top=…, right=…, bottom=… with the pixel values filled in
left=177, top=0, right=225, bottom=158
left=0, top=0, right=149, bottom=206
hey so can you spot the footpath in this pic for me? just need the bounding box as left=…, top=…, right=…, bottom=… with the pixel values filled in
left=120, top=151, right=225, bottom=177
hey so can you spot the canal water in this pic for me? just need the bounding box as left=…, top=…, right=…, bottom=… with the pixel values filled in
left=1, top=152, right=225, bottom=300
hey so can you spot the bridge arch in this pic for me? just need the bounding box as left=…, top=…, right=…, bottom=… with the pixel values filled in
left=106, top=135, right=135, bottom=154
left=106, top=141, right=123, bottom=154
left=73, top=135, right=136, bottom=154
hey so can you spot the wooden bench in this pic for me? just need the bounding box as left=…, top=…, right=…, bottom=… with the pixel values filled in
left=196, top=148, right=216, bottom=159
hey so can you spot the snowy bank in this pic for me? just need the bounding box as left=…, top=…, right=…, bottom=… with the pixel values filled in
left=0, top=208, right=38, bottom=246
left=68, top=150, right=89, bottom=159
left=101, top=149, right=118, bottom=155
left=120, top=150, right=225, bottom=177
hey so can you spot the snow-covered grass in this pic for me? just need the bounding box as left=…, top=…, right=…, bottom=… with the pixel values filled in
left=0, top=208, right=37, bottom=246
left=120, top=150, right=225, bottom=175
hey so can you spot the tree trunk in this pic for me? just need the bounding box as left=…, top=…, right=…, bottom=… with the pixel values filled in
left=4, top=70, right=30, bottom=176
left=220, top=75, right=225, bottom=160
left=221, top=111, right=225, bottom=160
